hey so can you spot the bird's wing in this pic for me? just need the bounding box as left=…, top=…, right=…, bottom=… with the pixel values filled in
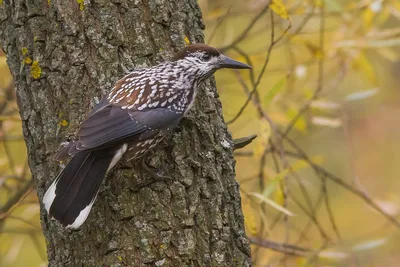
left=60, top=99, right=182, bottom=157
left=55, top=69, right=184, bottom=158
left=79, top=103, right=182, bottom=149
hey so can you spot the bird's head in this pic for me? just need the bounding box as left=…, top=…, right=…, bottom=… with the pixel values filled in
left=172, top=44, right=251, bottom=80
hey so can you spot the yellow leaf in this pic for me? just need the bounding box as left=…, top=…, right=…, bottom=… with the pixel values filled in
left=293, top=6, right=306, bottom=15
left=374, top=199, right=399, bottom=216
left=377, top=47, right=400, bottom=62
left=233, top=55, right=246, bottom=65
left=30, top=60, right=42, bottom=79
left=262, top=175, right=284, bottom=197
left=352, top=52, right=376, bottom=84
left=253, top=118, right=271, bottom=158
left=295, top=257, right=308, bottom=266
left=287, top=106, right=307, bottom=133
left=352, top=238, right=387, bottom=252
left=265, top=76, right=286, bottom=107
left=274, top=186, right=285, bottom=206
left=242, top=200, right=257, bottom=236
left=310, top=100, right=341, bottom=111
left=0, top=57, right=12, bottom=87
left=250, top=192, right=296, bottom=216
left=362, top=8, right=375, bottom=28
left=0, top=115, right=21, bottom=121
left=311, top=155, right=325, bottom=165
left=394, top=1, right=400, bottom=13
left=376, top=7, right=391, bottom=25
left=0, top=56, right=7, bottom=68
left=204, top=7, right=225, bottom=20
left=262, top=156, right=324, bottom=199
left=314, top=49, right=323, bottom=60
left=302, top=87, right=314, bottom=100
left=314, top=0, right=323, bottom=7
left=269, top=111, right=289, bottom=125
left=311, top=116, right=342, bottom=128
left=305, top=42, right=323, bottom=59
left=269, top=0, right=289, bottom=20
left=319, top=250, right=349, bottom=260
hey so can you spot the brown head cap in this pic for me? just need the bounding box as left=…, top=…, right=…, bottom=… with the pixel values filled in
left=172, top=44, right=221, bottom=61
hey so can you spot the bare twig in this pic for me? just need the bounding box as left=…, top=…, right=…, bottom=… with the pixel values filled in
left=248, top=236, right=311, bottom=257
left=288, top=190, right=331, bottom=241
left=282, top=138, right=400, bottom=228
left=0, top=179, right=34, bottom=215
left=227, top=14, right=291, bottom=125
left=281, top=0, right=325, bottom=138
left=219, top=2, right=272, bottom=52
left=207, top=7, right=232, bottom=44
left=322, top=175, right=342, bottom=241
left=6, top=215, right=41, bottom=229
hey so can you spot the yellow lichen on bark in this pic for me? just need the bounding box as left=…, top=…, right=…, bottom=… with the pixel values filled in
left=24, top=57, right=32, bottom=65
left=77, top=0, right=84, bottom=10
left=30, top=60, right=41, bottom=79
left=21, top=47, right=29, bottom=56
left=59, top=119, right=69, bottom=127
left=184, top=36, right=191, bottom=45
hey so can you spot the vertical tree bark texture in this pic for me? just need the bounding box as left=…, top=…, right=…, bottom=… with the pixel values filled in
left=0, top=0, right=251, bottom=266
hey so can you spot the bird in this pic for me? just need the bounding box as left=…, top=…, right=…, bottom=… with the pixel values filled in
left=43, top=43, right=251, bottom=229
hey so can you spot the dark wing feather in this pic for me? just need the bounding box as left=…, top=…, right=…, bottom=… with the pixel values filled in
left=72, top=99, right=182, bottom=152
left=49, top=148, right=116, bottom=228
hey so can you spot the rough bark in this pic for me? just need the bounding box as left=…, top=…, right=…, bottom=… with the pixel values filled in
left=0, top=0, right=251, bottom=266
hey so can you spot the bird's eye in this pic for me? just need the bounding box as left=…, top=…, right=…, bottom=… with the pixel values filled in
left=203, top=54, right=212, bottom=62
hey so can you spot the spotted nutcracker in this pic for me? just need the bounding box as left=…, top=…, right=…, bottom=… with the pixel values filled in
left=43, top=44, right=251, bottom=229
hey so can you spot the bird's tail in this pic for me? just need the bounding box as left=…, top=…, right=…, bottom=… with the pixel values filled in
left=43, top=148, right=118, bottom=229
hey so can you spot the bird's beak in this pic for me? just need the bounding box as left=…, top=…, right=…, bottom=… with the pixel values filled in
left=219, top=55, right=252, bottom=69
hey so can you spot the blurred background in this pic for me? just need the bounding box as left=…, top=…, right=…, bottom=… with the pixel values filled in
left=1, top=0, right=400, bottom=266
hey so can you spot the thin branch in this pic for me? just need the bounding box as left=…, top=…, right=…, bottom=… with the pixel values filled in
left=322, top=175, right=342, bottom=241
left=281, top=0, right=325, bottom=138
left=283, top=137, right=400, bottom=228
left=30, top=233, right=46, bottom=260
left=294, top=189, right=325, bottom=244
left=288, top=190, right=331, bottom=241
left=226, top=15, right=291, bottom=125
left=207, top=7, right=232, bottom=44
left=219, top=2, right=272, bottom=52
left=248, top=236, right=311, bottom=257
left=0, top=179, right=34, bottom=215
left=6, top=215, right=41, bottom=229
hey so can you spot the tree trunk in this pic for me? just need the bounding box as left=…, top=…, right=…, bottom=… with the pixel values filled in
left=0, top=0, right=251, bottom=266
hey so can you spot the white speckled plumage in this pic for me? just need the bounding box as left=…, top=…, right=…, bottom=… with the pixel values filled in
left=43, top=44, right=251, bottom=229
left=108, top=54, right=215, bottom=114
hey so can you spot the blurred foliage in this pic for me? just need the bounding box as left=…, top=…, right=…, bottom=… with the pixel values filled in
left=200, top=0, right=400, bottom=266
left=0, top=50, right=45, bottom=266
left=1, top=0, right=400, bottom=266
